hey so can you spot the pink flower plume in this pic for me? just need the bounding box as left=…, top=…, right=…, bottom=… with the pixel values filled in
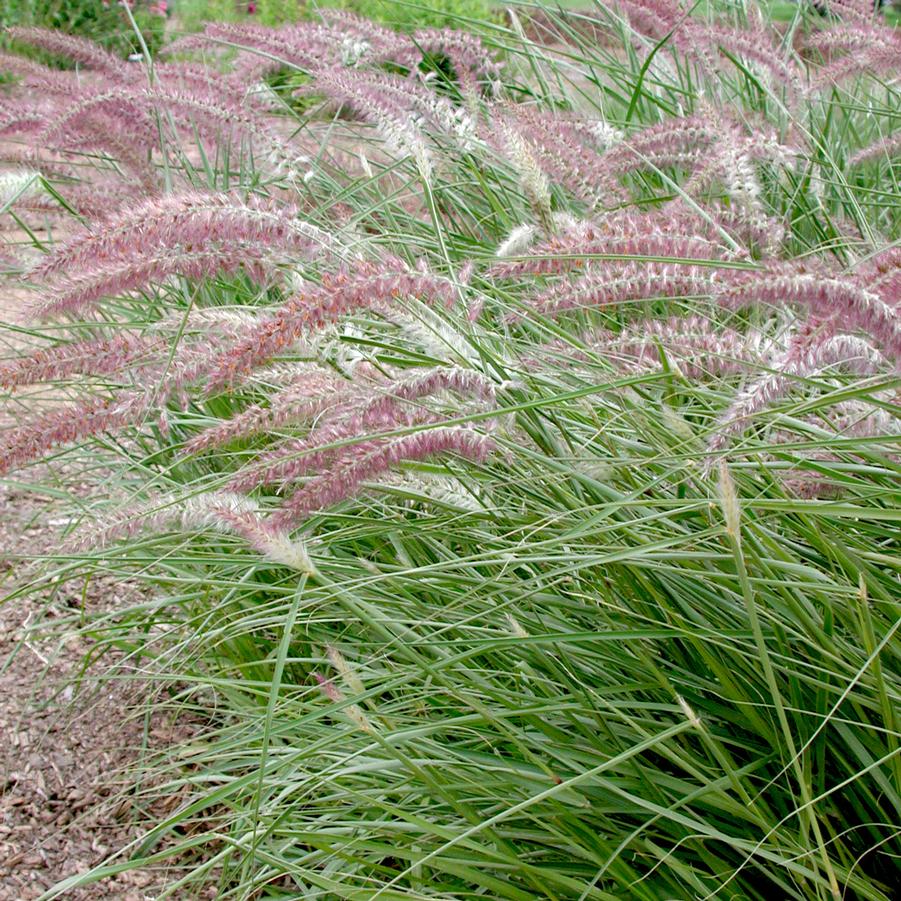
left=204, top=260, right=456, bottom=390
left=269, top=427, right=494, bottom=530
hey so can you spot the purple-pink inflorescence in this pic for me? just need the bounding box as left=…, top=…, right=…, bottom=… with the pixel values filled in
left=218, top=366, right=496, bottom=492
left=708, top=331, right=887, bottom=452
left=5, top=27, right=129, bottom=78
left=0, top=333, right=164, bottom=390
left=268, top=426, right=495, bottom=531
left=713, top=268, right=901, bottom=363
left=204, top=259, right=457, bottom=391
left=29, top=191, right=335, bottom=319
left=1, top=3, right=899, bottom=559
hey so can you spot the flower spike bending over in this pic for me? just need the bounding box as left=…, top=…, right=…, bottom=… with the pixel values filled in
left=31, top=191, right=336, bottom=287
left=0, top=334, right=164, bottom=390
left=269, top=426, right=495, bottom=531
left=714, top=270, right=901, bottom=363
left=708, top=333, right=888, bottom=454
left=74, top=491, right=314, bottom=572
left=204, top=260, right=456, bottom=390
left=5, top=27, right=128, bottom=79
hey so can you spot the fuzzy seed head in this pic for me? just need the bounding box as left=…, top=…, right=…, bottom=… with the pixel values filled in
left=718, top=461, right=742, bottom=540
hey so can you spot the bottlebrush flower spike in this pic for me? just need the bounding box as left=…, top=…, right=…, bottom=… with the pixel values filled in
left=326, top=644, right=366, bottom=696
left=685, top=128, right=784, bottom=256
left=0, top=393, right=150, bottom=476
left=269, top=427, right=495, bottom=530
left=146, top=88, right=303, bottom=171
left=855, top=247, right=901, bottom=305
left=599, top=113, right=720, bottom=181
left=156, top=61, right=239, bottom=100
left=676, top=21, right=802, bottom=95
left=578, top=118, right=625, bottom=153
left=313, top=672, right=372, bottom=731
left=36, top=90, right=153, bottom=145
left=528, top=316, right=771, bottom=380
left=31, top=191, right=336, bottom=284
left=35, top=89, right=159, bottom=189
left=306, top=68, right=432, bottom=177
left=810, top=46, right=900, bottom=90
left=227, top=439, right=345, bottom=494
left=825, top=402, right=900, bottom=443
left=185, top=365, right=351, bottom=453
left=0, top=321, right=286, bottom=475
left=332, top=68, right=478, bottom=147
left=489, top=207, right=732, bottom=279
left=0, top=146, right=75, bottom=181
left=308, top=67, right=476, bottom=176
left=0, top=53, right=78, bottom=96
left=4, top=308, right=254, bottom=411
left=0, top=334, right=163, bottom=390
left=496, top=224, right=538, bottom=258
left=34, top=244, right=278, bottom=320
left=229, top=366, right=497, bottom=488
left=380, top=303, right=481, bottom=365
left=232, top=402, right=494, bottom=497
left=314, top=672, right=343, bottom=704
left=75, top=490, right=255, bottom=549
left=212, top=502, right=316, bottom=572
left=714, top=270, right=901, bottom=362
left=5, top=27, right=129, bottom=79
left=490, top=105, right=623, bottom=207
left=613, top=0, right=688, bottom=43
left=194, top=364, right=491, bottom=458
left=204, top=259, right=457, bottom=390
left=379, top=366, right=496, bottom=406
left=377, top=470, right=488, bottom=513
left=316, top=10, right=439, bottom=70
left=602, top=316, right=772, bottom=379
left=850, top=132, right=901, bottom=167
left=259, top=409, right=446, bottom=488
left=76, top=491, right=314, bottom=572
left=515, top=261, right=714, bottom=321
left=818, top=0, right=879, bottom=24
left=708, top=332, right=888, bottom=453
left=806, top=22, right=901, bottom=89
left=153, top=63, right=276, bottom=119
left=492, top=118, right=554, bottom=231
left=40, top=85, right=301, bottom=176
left=0, top=104, right=46, bottom=139
left=167, top=19, right=350, bottom=75
left=708, top=204, right=785, bottom=258
left=41, top=182, right=155, bottom=220
left=805, top=22, right=897, bottom=56
left=143, top=314, right=290, bottom=411
left=318, top=8, right=408, bottom=53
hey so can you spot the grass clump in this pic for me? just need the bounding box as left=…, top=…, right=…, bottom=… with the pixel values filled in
left=0, top=1, right=899, bottom=898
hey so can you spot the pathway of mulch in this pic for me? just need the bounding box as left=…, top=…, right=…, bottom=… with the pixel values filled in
left=0, top=270, right=205, bottom=898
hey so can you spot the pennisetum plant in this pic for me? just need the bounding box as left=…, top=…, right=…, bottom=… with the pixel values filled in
left=1, top=2, right=899, bottom=899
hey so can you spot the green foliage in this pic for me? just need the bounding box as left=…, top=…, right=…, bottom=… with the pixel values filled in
left=345, top=0, right=499, bottom=29
left=174, top=0, right=307, bottom=31
left=173, top=0, right=499, bottom=31
left=0, top=0, right=30, bottom=29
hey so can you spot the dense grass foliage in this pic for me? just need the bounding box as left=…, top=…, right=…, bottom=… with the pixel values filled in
left=1, top=1, right=900, bottom=898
